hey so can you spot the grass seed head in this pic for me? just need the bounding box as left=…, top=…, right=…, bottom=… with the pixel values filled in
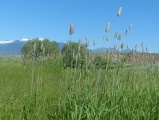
left=103, top=35, right=106, bottom=40
left=117, top=34, right=122, bottom=40
left=93, top=40, right=96, bottom=46
left=67, top=40, right=70, bottom=46
left=117, top=7, right=122, bottom=17
left=121, top=42, right=124, bottom=49
left=106, top=35, right=110, bottom=41
left=85, top=35, right=88, bottom=41
left=114, top=32, right=118, bottom=38
left=69, top=23, right=74, bottom=35
left=34, top=43, right=36, bottom=51
left=141, top=42, right=144, bottom=47
left=125, top=30, right=128, bottom=35
left=135, top=44, right=138, bottom=52
left=41, top=42, right=43, bottom=50
left=129, top=23, right=133, bottom=30
left=106, top=22, right=110, bottom=32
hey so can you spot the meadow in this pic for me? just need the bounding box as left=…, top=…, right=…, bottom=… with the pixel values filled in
left=0, top=52, right=159, bottom=120
left=0, top=6, right=159, bottom=120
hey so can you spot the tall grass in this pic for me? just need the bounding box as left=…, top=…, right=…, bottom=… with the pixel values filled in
left=0, top=53, right=159, bottom=119
left=0, top=6, right=159, bottom=120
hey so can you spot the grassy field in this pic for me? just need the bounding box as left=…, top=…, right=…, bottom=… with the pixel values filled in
left=0, top=54, right=159, bottom=120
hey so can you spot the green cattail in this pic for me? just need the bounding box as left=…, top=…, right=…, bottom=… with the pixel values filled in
left=117, top=7, right=122, bottom=17
left=69, top=23, right=74, bottom=35
left=105, top=22, right=110, bottom=32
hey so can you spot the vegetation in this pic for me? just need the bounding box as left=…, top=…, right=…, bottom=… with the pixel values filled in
left=22, top=38, right=60, bottom=60
left=0, top=6, right=159, bottom=120
left=61, top=41, right=88, bottom=68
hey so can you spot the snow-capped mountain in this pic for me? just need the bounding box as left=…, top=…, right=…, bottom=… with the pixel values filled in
left=0, top=39, right=66, bottom=55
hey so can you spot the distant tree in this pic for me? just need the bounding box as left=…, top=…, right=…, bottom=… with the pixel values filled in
left=61, top=41, right=88, bottom=68
left=22, top=38, right=60, bottom=60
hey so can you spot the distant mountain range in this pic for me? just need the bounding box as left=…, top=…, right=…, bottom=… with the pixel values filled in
left=0, top=40, right=132, bottom=55
left=90, top=48, right=132, bottom=53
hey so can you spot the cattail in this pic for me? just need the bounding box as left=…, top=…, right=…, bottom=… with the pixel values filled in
left=105, top=22, right=110, bottom=32
left=41, top=42, right=43, bottom=50
left=117, top=34, right=122, bottom=40
left=78, top=45, right=80, bottom=52
left=146, top=47, right=148, bottom=52
left=69, top=23, right=74, bottom=35
left=85, top=35, right=88, bottom=41
left=129, top=23, right=132, bottom=30
left=121, top=42, right=124, bottom=49
left=106, top=35, right=110, bottom=41
left=93, top=40, right=96, bottom=46
left=117, top=7, right=122, bottom=17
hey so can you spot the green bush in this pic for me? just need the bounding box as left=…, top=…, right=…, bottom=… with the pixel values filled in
left=61, top=41, right=88, bottom=68
left=22, top=38, right=60, bottom=60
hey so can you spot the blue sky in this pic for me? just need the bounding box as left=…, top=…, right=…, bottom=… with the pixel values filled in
left=0, top=0, right=158, bottom=53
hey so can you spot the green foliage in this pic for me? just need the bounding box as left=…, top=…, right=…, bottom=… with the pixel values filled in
left=22, top=38, right=60, bottom=60
left=61, top=41, right=88, bottom=68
